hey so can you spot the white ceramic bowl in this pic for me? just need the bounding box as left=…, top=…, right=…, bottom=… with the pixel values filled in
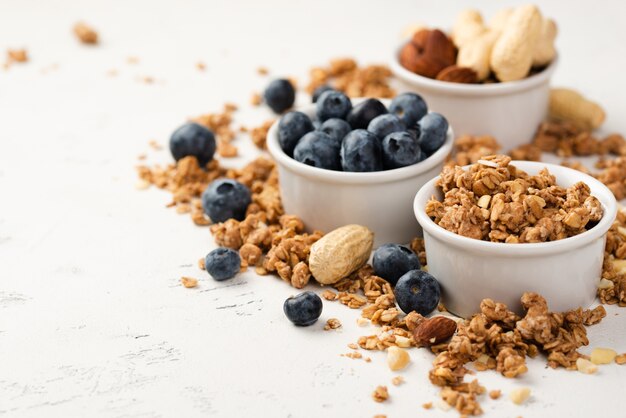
left=391, top=44, right=558, bottom=151
left=267, top=99, right=454, bottom=247
left=414, top=161, right=617, bottom=318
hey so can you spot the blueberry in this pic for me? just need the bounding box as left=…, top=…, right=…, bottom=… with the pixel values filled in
left=264, top=79, right=295, bottom=114
left=205, top=247, right=241, bottom=281
left=319, top=118, right=351, bottom=145
left=346, top=98, right=388, bottom=129
left=417, top=112, right=449, bottom=154
left=293, top=131, right=341, bottom=171
left=394, top=270, right=441, bottom=315
left=367, top=114, right=405, bottom=141
left=201, top=179, right=251, bottom=222
left=372, top=244, right=421, bottom=286
left=382, top=131, right=423, bottom=169
left=389, top=93, right=428, bottom=127
left=312, top=85, right=335, bottom=103
left=316, top=90, right=352, bottom=121
left=340, top=129, right=383, bottom=172
left=169, top=122, right=216, bottom=167
left=278, top=111, right=314, bottom=157
left=283, top=291, right=323, bottom=326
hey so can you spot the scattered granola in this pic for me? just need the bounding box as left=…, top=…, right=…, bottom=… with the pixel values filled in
left=447, top=135, right=501, bottom=167
left=257, top=66, right=269, bottom=75
left=425, top=293, right=604, bottom=415
left=73, top=22, right=99, bottom=44
left=306, top=58, right=395, bottom=98
left=342, top=351, right=362, bottom=360
left=391, top=376, right=405, bottom=386
left=489, top=390, right=501, bottom=400
left=180, top=276, right=198, bottom=288
left=615, top=353, right=626, bottom=365
left=7, top=49, right=28, bottom=64
left=324, top=318, right=342, bottom=330
left=532, top=121, right=626, bottom=158
left=250, top=92, right=262, bottom=106
left=422, top=402, right=433, bottom=410
left=371, top=385, right=389, bottom=403
left=193, top=104, right=239, bottom=158
left=249, top=119, right=275, bottom=149
left=196, top=62, right=206, bottom=71
left=427, top=155, right=604, bottom=243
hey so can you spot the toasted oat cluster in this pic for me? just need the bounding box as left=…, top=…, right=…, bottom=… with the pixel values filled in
left=426, top=155, right=604, bottom=243
left=446, top=135, right=502, bottom=167
left=306, top=57, right=395, bottom=98
left=427, top=292, right=605, bottom=415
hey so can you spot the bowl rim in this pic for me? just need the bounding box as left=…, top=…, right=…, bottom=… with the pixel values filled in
left=266, top=98, right=454, bottom=185
left=391, top=42, right=559, bottom=97
left=414, top=160, right=618, bottom=256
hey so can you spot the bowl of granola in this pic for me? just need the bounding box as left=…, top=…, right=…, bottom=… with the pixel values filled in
left=267, top=97, right=454, bottom=247
left=390, top=5, right=559, bottom=151
left=413, top=156, right=617, bottom=317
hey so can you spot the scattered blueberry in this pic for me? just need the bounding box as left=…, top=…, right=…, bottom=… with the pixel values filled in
left=341, top=129, right=383, bottom=172
left=205, top=247, right=241, bottom=281
left=278, top=111, right=314, bottom=157
left=346, top=98, right=388, bottom=129
left=382, top=131, right=423, bottom=169
left=283, top=291, right=323, bottom=326
left=417, top=112, right=449, bottom=154
left=312, top=85, right=335, bottom=103
left=372, top=244, right=421, bottom=286
left=394, top=270, right=441, bottom=315
left=169, top=122, right=216, bottom=167
left=264, top=79, right=296, bottom=114
left=389, top=93, right=428, bottom=127
left=367, top=114, right=405, bottom=140
left=201, top=179, right=251, bottom=222
left=316, top=90, right=352, bottom=121
left=319, top=118, right=351, bottom=145
left=293, top=131, right=341, bottom=170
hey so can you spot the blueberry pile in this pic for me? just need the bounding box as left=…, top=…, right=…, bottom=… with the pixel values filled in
left=373, top=243, right=441, bottom=316
left=277, top=91, right=448, bottom=172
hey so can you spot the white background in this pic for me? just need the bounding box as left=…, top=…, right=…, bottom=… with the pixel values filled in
left=0, top=0, right=625, bottom=417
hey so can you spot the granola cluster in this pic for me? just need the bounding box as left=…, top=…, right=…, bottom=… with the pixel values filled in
left=306, top=58, right=395, bottom=98
left=600, top=207, right=626, bottom=305
left=446, top=135, right=502, bottom=167
left=426, top=155, right=604, bottom=242
left=427, top=293, right=605, bottom=415
left=533, top=121, right=626, bottom=158
left=137, top=156, right=225, bottom=225
left=192, top=104, right=239, bottom=158
left=73, top=22, right=99, bottom=45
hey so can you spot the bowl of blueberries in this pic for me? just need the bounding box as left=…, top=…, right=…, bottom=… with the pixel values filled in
left=267, top=89, right=453, bottom=247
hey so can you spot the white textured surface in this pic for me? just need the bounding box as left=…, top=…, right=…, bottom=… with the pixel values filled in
left=0, top=1, right=625, bottom=417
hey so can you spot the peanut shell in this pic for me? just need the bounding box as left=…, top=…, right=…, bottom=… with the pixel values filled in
left=309, top=224, right=373, bottom=285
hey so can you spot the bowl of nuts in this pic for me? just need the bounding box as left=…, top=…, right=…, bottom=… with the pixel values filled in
left=413, top=156, right=617, bottom=318
left=391, top=5, right=558, bottom=151
left=267, top=93, right=454, bottom=247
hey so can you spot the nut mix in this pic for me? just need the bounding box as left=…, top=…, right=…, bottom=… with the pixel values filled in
left=400, top=5, right=557, bottom=83
left=426, top=155, right=604, bottom=242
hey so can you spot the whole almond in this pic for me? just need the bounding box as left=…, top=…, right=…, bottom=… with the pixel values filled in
left=412, top=316, right=457, bottom=346
left=411, top=29, right=458, bottom=78
left=436, top=65, right=478, bottom=83
left=399, top=42, right=421, bottom=73
left=309, top=224, right=373, bottom=285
